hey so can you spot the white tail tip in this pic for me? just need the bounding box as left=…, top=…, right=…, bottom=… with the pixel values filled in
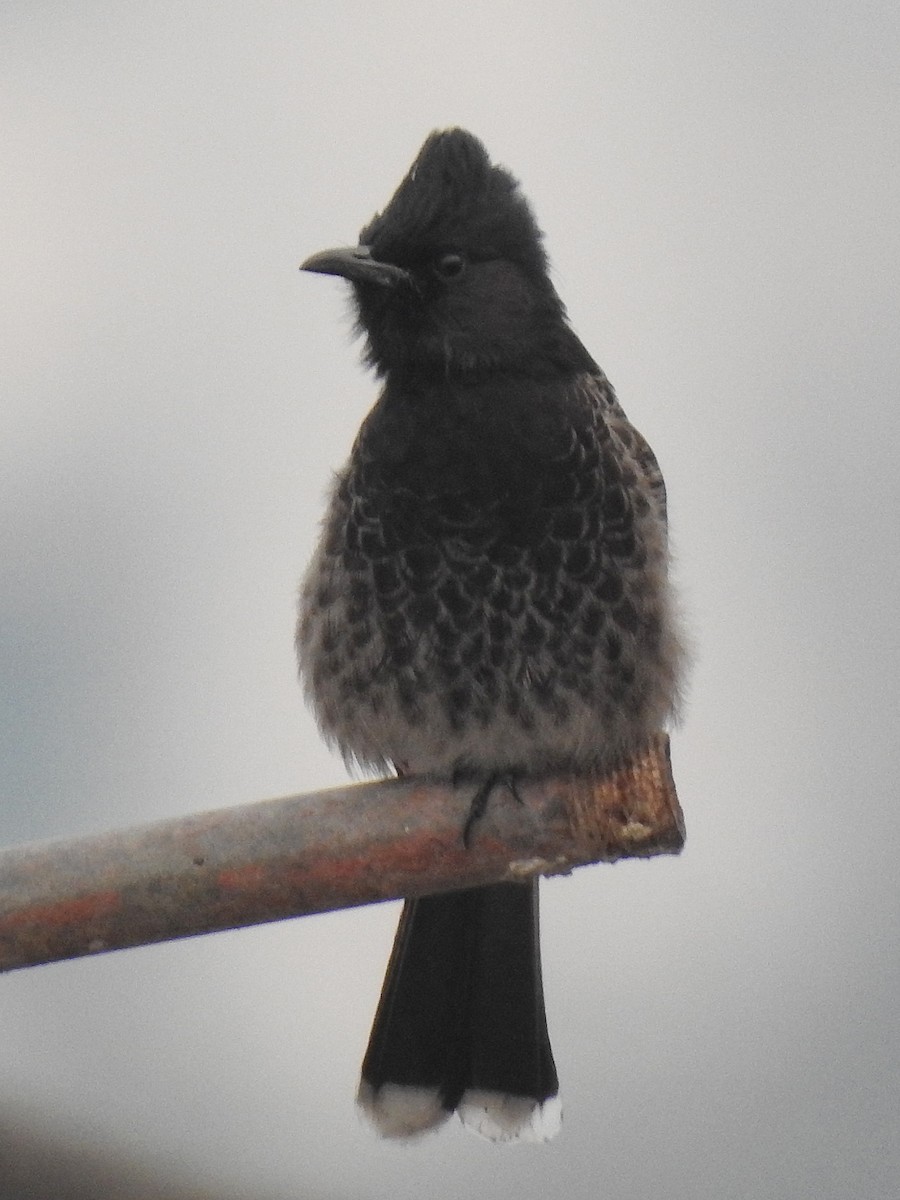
left=357, top=1080, right=450, bottom=1139
left=458, top=1090, right=562, bottom=1143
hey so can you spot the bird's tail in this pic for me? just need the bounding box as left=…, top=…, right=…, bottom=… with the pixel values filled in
left=357, top=880, right=560, bottom=1142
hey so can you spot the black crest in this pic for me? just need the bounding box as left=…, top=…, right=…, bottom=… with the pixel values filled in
left=360, top=129, right=549, bottom=282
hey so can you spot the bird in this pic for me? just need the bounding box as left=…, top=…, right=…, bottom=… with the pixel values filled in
left=296, top=128, right=685, bottom=1143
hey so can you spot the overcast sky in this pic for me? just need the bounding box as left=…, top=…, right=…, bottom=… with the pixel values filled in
left=2, top=3, right=899, bottom=1198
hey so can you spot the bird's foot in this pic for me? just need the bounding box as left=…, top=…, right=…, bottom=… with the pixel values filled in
left=452, top=771, right=524, bottom=847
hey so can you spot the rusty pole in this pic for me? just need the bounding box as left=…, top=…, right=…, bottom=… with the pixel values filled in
left=0, top=734, right=684, bottom=973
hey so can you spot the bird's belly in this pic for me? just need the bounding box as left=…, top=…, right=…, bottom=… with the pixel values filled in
left=297, top=536, right=679, bottom=777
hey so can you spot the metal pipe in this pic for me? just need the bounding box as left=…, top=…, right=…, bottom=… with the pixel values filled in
left=0, top=734, right=683, bottom=972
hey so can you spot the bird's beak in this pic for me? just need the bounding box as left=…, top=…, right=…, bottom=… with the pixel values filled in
left=300, top=244, right=410, bottom=288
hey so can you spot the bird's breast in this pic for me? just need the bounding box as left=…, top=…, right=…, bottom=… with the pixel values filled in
left=297, top=372, right=681, bottom=776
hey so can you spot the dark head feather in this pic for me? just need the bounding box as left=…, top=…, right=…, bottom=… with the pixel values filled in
left=360, top=129, right=549, bottom=284
left=309, top=128, right=595, bottom=378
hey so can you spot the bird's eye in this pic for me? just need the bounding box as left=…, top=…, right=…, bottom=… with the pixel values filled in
left=433, top=252, right=466, bottom=280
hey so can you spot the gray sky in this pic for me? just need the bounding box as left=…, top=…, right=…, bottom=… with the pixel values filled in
left=2, top=3, right=899, bottom=1198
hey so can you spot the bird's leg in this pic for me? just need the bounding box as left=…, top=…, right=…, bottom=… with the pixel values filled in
left=454, top=771, right=524, bottom=848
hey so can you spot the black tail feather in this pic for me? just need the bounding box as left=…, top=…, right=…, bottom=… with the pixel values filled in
left=360, top=881, right=558, bottom=1137
left=465, top=882, right=557, bottom=1101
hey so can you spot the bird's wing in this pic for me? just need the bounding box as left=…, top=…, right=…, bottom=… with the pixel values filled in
left=582, top=369, right=669, bottom=530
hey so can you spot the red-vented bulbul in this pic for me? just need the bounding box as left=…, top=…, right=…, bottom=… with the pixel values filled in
left=297, top=129, right=685, bottom=1142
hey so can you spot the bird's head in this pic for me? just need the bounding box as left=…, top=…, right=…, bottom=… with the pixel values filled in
left=301, top=129, right=593, bottom=378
